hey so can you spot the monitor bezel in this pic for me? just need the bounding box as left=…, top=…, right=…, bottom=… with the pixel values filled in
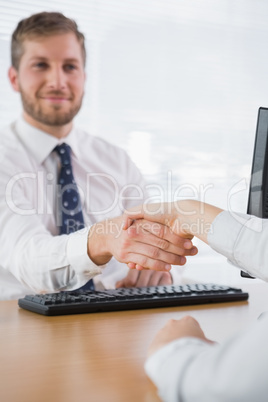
left=241, top=106, right=268, bottom=277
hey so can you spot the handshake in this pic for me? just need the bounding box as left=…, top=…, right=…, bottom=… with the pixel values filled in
left=87, top=199, right=223, bottom=283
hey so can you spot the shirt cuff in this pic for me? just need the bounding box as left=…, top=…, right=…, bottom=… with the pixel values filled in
left=207, top=210, right=251, bottom=263
left=66, top=226, right=104, bottom=287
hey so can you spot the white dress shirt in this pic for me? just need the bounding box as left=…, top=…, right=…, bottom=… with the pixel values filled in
left=0, top=117, right=147, bottom=300
left=145, top=210, right=268, bottom=402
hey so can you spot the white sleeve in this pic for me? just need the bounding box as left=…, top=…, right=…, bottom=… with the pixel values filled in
left=0, top=179, right=103, bottom=293
left=207, top=211, right=268, bottom=280
left=145, top=315, right=268, bottom=402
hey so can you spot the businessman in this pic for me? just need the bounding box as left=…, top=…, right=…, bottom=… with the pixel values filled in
left=0, top=12, right=196, bottom=299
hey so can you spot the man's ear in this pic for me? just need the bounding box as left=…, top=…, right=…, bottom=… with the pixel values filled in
left=8, top=66, right=20, bottom=92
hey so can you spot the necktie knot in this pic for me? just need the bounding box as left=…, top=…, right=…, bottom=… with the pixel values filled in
left=54, top=143, right=72, bottom=167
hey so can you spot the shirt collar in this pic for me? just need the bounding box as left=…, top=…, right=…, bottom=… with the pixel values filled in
left=15, top=116, right=79, bottom=164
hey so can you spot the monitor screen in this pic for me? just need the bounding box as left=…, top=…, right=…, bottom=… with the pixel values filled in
left=241, top=107, right=268, bottom=277
left=247, top=107, right=268, bottom=218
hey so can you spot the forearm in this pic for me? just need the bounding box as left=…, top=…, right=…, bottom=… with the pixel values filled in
left=15, top=228, right=102, bottom=292
left=0, top=206, right=102, bottom=292
left=175, top=202, right=268, bottom=280
left=145, top=316, right=268, bottom=402
left=174, top=200, right=223, bottom=243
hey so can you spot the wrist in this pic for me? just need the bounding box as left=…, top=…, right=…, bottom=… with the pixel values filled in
left=87, top=222, right=113, bottom=265
left=175, top=200, right=223, bottom=242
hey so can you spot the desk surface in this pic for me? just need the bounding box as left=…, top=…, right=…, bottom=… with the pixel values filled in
left=1, top=281, right=268, bottom=402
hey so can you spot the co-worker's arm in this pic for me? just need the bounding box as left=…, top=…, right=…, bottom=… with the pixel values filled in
left=128, top=201, right=268, bottom=401
left=124, top=200, right=268, bottom=280
left=145, top=315, right=268, bottom=402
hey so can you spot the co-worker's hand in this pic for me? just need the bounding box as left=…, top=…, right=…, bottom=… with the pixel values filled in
left=123, top=200, right=223, bottom=244
left=87, top=216, right=197, bottom=272
left=148, top=316, right=215, bottom=358
left=116, top=268, right=172, bottom=288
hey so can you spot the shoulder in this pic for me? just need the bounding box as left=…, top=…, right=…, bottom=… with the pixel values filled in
left=0, top=121, right=17, bottom=143
left=77, top=128, right=127, bottom=153
left=0, top=121, right=23, bottom=154
left=0, top=121, right=33, bottom=174
left=75, top=127, right=135, bottom=167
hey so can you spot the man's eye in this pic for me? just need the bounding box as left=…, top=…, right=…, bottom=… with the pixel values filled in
left=64, top=64, right=77, bottom=71
left=35, top=62, right=47, bottom=69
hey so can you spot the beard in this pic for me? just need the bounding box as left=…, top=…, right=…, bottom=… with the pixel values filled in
left=19, top=87, right=84, bottom=126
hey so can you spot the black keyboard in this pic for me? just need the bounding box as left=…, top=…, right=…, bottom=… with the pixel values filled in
left=18, top=283, right=249, bottom=316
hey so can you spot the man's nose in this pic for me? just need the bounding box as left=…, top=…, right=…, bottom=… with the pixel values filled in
left=46, top=66, right=66, bottom=89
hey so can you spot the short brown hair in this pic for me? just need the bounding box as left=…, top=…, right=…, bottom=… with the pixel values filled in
left=11, top=11, right=86, bottom=70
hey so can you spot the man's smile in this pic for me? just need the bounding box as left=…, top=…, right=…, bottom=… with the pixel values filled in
left=38, top=92, right=72, bottom=103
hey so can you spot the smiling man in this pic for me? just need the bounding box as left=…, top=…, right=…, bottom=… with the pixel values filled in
left=0, top=12, right=196, bottom=300
left=9, top=32, right=85, bottom=136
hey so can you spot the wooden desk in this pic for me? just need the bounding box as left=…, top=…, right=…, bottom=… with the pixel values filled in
left=1, top=282, right=268, bottom=402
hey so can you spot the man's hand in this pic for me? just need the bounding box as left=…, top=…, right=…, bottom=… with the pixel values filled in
left=87, top=215, right=198, bottom=272
left=116, top=269, right=172, bottom=288
left=148, top=316, right=215, bottom=357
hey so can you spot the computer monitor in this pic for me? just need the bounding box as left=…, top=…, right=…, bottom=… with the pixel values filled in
left=241, top=107, right=268, bottom=277
left=247, top=107, right=268, bottom=218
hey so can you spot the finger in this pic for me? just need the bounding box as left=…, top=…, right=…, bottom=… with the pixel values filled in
left=123, top=205, right=146, bottom=225
left=125, top=241, right=187, bottom=267
left=132, top=270, right=171, bottom=287
left=128, top=262, right=158, bottom=271
left=127, top=225, right=188, bottom=258
left=127, top=222, right=197, bottom=257
left=126, top=251, right=186, bottom=271
left=135, top=264, right=148, bottom=271
left=124, top=203, right=166, bottom=224
left=181, top=315, right=200, bottom=326
left=139, top=219, right=193, bottom=245
left=139, top=221, right=198, bottom=254
left=134, top=270, right=153, bottom=287
left=122, top=217, right=135, bottom=230
left=142, top=226, right=198, bottom=257
left=157, top=272, right=173, bottom=286
left=120, top=269, right=140, bottom=288
left=127, top=262, right=136, bottom=269
left=115, top=279, right=124, bottom=288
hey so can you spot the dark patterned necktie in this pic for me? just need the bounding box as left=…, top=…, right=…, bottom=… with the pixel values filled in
left=54, top=143, right=94, bottom=290
left=54, top=143, right=84, bottom=235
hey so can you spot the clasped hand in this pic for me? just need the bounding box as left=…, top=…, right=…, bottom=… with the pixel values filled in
left=88, top=214, right=198, bottom=272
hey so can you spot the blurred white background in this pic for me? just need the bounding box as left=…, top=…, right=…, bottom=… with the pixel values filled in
left=1, top=0, right=268, bottom=279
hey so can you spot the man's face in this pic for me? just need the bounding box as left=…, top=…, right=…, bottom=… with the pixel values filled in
left=9, top=33, right=86, bottom=130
